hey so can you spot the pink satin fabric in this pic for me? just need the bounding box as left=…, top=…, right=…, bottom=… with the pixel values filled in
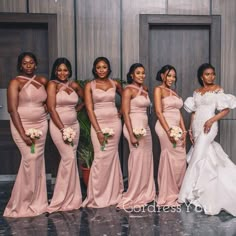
left=82, top=79, right=124, bottom=208
left=47, top=81, right=82, bottom=213
left=4, top=76, right=48, bottom=217
left=155, top=94, right=186, bottom=206
left=117, top=85, right=156, bottom=209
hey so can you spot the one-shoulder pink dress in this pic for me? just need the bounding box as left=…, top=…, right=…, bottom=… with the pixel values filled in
left=4, top=75, right=48, bottom=218
left=117, top=85, right=156, bottom=209
left=155, top=89, right=186, bottom=206
left=82, top=79, right=124, bottom=208
left=47, top=81, right=82, bottom=213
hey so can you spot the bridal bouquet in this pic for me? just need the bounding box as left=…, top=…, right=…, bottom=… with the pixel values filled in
left=62, top=127, right=76, bottom=146
left=133, top=128, right=147, bottom=140
left=25, top=128, right=43, bottom=153
left=169, top=126, right=183, bottom=148
left=101, top=128, right=115, bottom=151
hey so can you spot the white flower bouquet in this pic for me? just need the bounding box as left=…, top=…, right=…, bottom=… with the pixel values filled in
left=101, top=128, right=114, bottom=151
left=133, top=128, right=147, bottom=140
left=62, top=127, right=76, bottom=146
left=25, top=128, right=43, bottom=153
left=169, top=126, right=183, bottom=148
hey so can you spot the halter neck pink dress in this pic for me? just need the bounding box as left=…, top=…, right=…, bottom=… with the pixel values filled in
left=155, top=88, right=186, bottom=206
left=82, top=79, right=124, bottom=208
left=47, top=81, right=82, bottom=213
left=4, top=75, right=48, bottom=218
left=117, top=85, right=156, bottom=209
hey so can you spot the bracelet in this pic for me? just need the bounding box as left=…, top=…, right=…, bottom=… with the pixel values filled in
left=59, top=127, right=64, bottom=132
left=183, top=131, right=187, bottom=133
left=96, top=130, right=102, bottom=134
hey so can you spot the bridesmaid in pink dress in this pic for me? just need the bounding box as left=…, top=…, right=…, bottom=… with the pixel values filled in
left=82, top=57, right=124, bottom=208
left=4, top=52, right=48, bottom=217
left=154, top=65, right=186, bottom=207
left=46, top=58, right=84, bottom=213
left=117, top=63, right=156, bottom=209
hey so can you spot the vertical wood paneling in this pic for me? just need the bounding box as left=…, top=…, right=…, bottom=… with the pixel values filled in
left=0, top=0, right=26, bottom=12
left=212, top=0, right=236, bottom=119
left=76, top=0, right=121, bottom=80
left=220, top=121, right=236, bottom=164
left=29, top=0, right=75, bottom=78
left=122, top=0, right=166, bottom=82
left=168, top=0, right=210, bottom=14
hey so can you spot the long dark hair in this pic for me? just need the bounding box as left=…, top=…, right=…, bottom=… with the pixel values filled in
left=156, top=64, right=177, bottom=84
left=92, top=57, right=112, bottom=78
left=197, top=63, right=215, bottom=86
left=17, top=52, right=38, bottom=73
left=50, top=57, right=72, bottom=80
left=126, top=63, right=145, bottom=84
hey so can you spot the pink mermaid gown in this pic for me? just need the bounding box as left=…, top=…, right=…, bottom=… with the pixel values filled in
left=155, top=89, right=186, bottom=206
left=82, top=79, right=124, bottom=208
left=47, top=81, right=82, bottom=213
left=4, top=75, right=48, bottom=218
left=117, top=85, right=156, bottom=209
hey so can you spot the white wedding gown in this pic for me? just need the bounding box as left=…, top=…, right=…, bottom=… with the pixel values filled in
left=178, top=90, right=236, bottom=216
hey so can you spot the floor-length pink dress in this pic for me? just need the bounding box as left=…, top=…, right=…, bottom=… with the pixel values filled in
left=4, top=75, right=48, bottom=218
left=117, top=85, right=156, bottom=209
left=155, top=88, right=186, bottom=206
left=82, top=79, right=124, bottom=208
left=47, top=81, right=82, bottom=213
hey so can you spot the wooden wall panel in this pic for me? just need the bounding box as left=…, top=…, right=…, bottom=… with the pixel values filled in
left=76, top=0, right=121, bottom=80
left=29, top=0, right=75, bottom=78
left=220, top=121, right=236, bottom=164
left=122, top=0, right=166, bottom=82
left=212, top=0, right=236, bottom=119
left=0, top=0, right=26, bottom=12
left=168, top=0, right=210, bottom=14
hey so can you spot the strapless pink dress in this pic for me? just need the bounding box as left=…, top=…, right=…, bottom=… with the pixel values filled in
left=47, top=81, right=82, bottom=213
left=82, top=79, right=124, bottom=208
left=155, top=92, right=186, bottom=206
left=4, top=75, right=48, bottom=217
left=117, top=85, right=156, bottom=209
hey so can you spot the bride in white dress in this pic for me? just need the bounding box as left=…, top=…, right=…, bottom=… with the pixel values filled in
left=178, top=63, right=236, bottom=216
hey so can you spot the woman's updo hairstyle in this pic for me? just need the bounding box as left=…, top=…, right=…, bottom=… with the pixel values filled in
left=126, top=63, right=144, bottom=84
left=156, top=64, right=177, bottom=83
left=197, top=63, right=215, bottom=87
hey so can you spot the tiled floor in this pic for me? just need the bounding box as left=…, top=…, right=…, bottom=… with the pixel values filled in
left=1, top=182, right=236, bottom=236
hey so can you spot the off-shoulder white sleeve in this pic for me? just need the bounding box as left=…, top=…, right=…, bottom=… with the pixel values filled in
left=216, top=93, right=236, bottom=111
left=184, top=97, right=196, bottom=113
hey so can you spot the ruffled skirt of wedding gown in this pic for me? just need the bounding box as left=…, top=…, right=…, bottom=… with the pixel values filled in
left=178, top=132, right=236, bottom=216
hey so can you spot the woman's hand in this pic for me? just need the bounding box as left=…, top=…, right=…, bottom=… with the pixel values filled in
left=189, top=130, right=194, bottom=145
left=22, top=134, right=33, bottom=146
left=166, top=130, right=176, bottom=144
left=130, top=135, right=139, bottom=148
left=180, top=132, right=187, bottom=148
left=96, top=132, right=105, bottom=146
left=204, top=119, right=213, bottom=133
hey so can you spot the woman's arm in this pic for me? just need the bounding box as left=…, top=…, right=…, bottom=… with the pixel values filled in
left=179, top=113, right=187, bottom=148
left=188, top=112, right=195, bottom=144
left=204, top=108, right=229, bottom=133
left=114, top=80, right=123, bottom=117
left=72, top=82, right=85, bottom=112
left=122, top=88, right=138, bottom=147
left=154, top=87, right=174, bottom=142
left=7, top=79, right=32, bottom=146
left=46, top=81, right=65, bottom=131
left=84, top=82, right=105, bottom=145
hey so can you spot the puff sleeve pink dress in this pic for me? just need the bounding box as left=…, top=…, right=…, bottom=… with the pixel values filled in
left=47, top=81, right=82, bottom=213
left=4, top=75, right=48, bottom=218
left=82, top=79, right=124, bottom=208
left=155, top=88, right=186, bottom=207
left=117, top=85, right=156, bottom=209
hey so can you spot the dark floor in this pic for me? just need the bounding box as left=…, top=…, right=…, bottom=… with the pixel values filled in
left=1, top=182, right=236, bottom=236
